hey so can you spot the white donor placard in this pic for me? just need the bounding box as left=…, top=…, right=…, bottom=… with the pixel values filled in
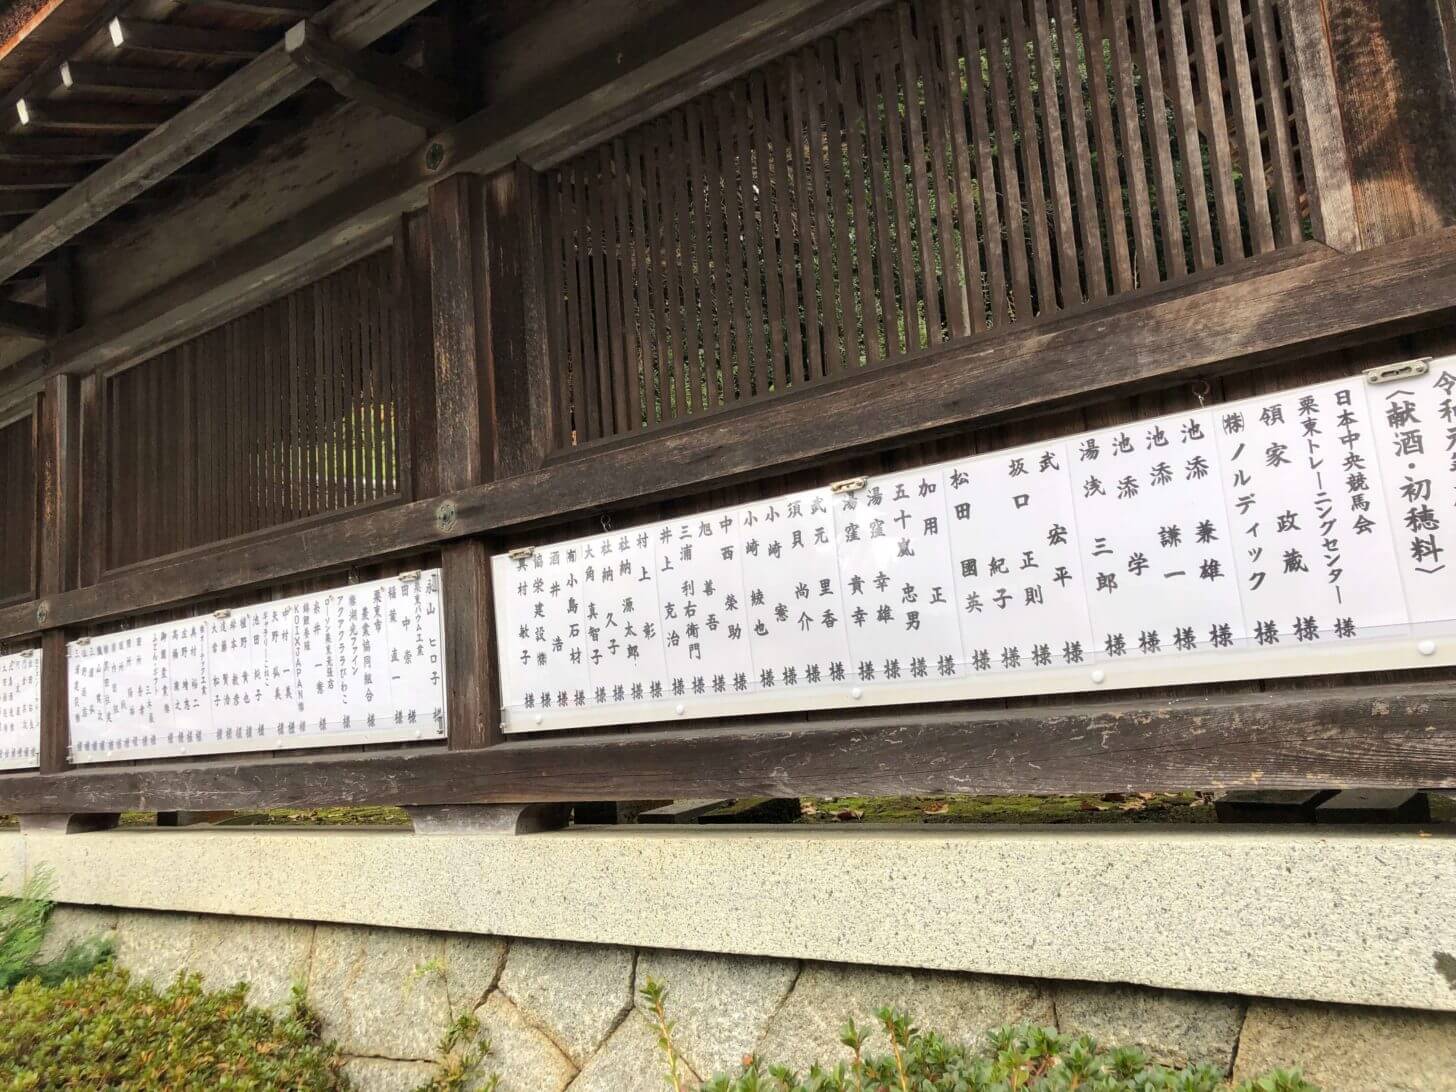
left=0, top=648, right=41, bottom=771
left=68, top=570, right=446, bottom=763
left=493, top=359, right=1456, bottom=735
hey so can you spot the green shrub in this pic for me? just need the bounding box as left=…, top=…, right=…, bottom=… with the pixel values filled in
left=0, top=870, right=112, bottom=991
left=0, top=968, right=350, bottom=1090
left=643, top=981, right=1319, bottom=1092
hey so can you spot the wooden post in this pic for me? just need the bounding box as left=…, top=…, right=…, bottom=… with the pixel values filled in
left=1281, top=0, right=1360, bottom=253
left=425, top=164, right=556, bottom=751
left=428, top=173, right=499, bottom=751
left=1318, top=0, right=1456, bottom=248
left=36, top=374, right=80, bottom=774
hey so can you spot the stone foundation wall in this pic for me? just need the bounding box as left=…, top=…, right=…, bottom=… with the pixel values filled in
left=39, top=905, right=1456, bottom=1092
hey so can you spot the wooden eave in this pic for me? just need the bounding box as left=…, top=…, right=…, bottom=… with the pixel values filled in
left=0, top=0, right=450, bottom=337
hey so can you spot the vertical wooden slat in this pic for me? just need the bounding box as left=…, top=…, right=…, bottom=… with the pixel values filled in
left=667, top=114, right=700, bottom=413
left=858, top=24, right=907, bottom=349
left=1129, top=0, right=1187, bottom=278
left=735, top=85, right=770, bottom=393
left=751, top=71, right=789, bottom=384
left=768, top=63, right=806, bottom=385
left=1162, top=0, right=1218, bottom=270
left=400, top=211, right=439, bottom=497
left=716, top=90, right=752, bottom=398
left=587, top=152, right=620, bottom=433
left=567, top=161, right=600, bottom=440
left=828, top=34, right=873, bottom=365
left=1080, top=0, right=1136, bottom=293
left=1053, top=0, right=1109, bottom=299
left=1006, top=0, right=1060, bottom=312
left=799, top=48, right=841, bottom=377
left=77, top=372, right=104, bottom=588
left=703, top=95, right=735, bottom=404
left=815, top=40, right=859, bottom=370
left=1105, top=0, right=1159, bottom=285
left=1280, top=0, right=1358, bottom=252
left=789, top=52, right=826, bottom=380
left=612, top=137, right=645, bottom=430
left=958, top=0, right=1010, bottom=324
left=1219, top=0, right=1275, bottom=254
left=539, top=175, right=574, bottom=448
left=1189, top=0, right=1244, bottom=259
left=1027, top=0, right=1079, bottom=311
left=982, top=1, right=1036, bottom=317
left=915, top=4, right=970, bottom=338
left=1249, top=0, right=1301, bottom=247
left=897, top=3, right=947, bottom=345
left=684, top=105, right=716, bottom=408
left=639, top=125, right=671, bottom=418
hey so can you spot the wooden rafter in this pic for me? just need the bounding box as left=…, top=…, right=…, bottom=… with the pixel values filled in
left=178, top=0, right=329, bottom=16
left=107, top=18, right=276, bottom=60
left=0, top=164, right=89, bottom=188
left=17, top=100, right=176, bottom=131
left=54, top=61, right=219, bottom=96
left=283, top=20, right=462, bottom=131
left=0, top=134, right=131, bottom=161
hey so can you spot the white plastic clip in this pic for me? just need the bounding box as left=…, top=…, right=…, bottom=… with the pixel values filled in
left=19, top=649, right=34, bottom=658
left=213, top=608, right=232, bottom=620
left=398, top=570, right=422, bottom=583
left=830, top=476, right=868, bottom=495
left=72, top=637, right=90, bottom=647
left=508, top=547, right=536, bottom=561
left=1364, top=358, right=1431, bottom=385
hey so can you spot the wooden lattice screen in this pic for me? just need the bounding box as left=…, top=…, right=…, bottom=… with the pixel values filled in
left=0, top=413, right=35, bottom=604
left=544, top=0, right=1316, bottom=445
left=104, top=251, right=409, bottom=572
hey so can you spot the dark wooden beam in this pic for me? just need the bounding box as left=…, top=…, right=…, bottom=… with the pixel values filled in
left=0, top=0, right=441, bottom=284
left=178, top=0, right=329, bottom=16
left=3, top=230, right=1455, bottom=643
left=55, top=62, right=220, bottom=97
left=0, top=135, right=132, bottom=162
left=0, top=0, right=134, bottom=124
left=0, top=300, right=53, bottom=339
left=1, top=681, right=1453, bottom=813
left=0, top=166, right=90, bottom=190
left=19, top=101, right=178, bottom=132
left=284, top=20, right=463, bottom=130
left=107, top=19, right=276, bottom=60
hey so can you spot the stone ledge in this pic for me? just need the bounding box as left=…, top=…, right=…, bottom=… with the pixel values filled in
left=2, top=824, right=1453, bottom=1012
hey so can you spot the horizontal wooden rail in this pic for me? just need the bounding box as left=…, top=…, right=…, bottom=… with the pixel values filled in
left=3, top=226, right=1456, bottom=643
left=0, top=680, right=1452, bottom=811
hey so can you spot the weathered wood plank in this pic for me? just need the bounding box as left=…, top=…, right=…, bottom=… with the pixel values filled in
left=1, top=681, right=1453, bottom=811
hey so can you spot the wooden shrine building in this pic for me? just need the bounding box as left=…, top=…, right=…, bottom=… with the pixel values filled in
left=0, top=0, right=1454, bottom=820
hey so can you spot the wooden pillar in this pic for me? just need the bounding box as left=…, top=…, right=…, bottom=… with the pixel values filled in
left=425, top=164, right=556, bottom=751
left=36, top=374, right=80, bottom=774
left=428, top=173, right=499, bottom=751
left=1318, top=0, right=1456, bottom=247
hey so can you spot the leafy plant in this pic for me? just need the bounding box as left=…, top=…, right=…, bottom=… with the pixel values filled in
left=413, top=1012, right=501, bottom=1092
left=642, top=977, right=690, bottom=1092
left=673, top=1006, right=1320, bottom=1092
left=0, top=868, right=112, bottom=991
left=0, top=968, right=350, bottom=1089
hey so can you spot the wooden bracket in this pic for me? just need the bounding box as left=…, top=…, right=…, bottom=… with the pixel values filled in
left=284, top=21, right=464, bottom=131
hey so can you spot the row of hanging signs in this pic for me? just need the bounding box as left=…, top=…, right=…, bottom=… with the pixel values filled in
left=0, top=360, right=1453, bottom=769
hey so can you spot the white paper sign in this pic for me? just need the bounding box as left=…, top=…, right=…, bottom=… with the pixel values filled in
left=0, top=649, right=41, bottom=771
left=493, top=361, right=1456, bottom=734
left=68, top=570, right=447, bottom=763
